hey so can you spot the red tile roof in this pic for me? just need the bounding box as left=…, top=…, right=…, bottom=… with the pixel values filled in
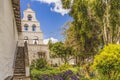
left=12, top=0, right=21, bottom=32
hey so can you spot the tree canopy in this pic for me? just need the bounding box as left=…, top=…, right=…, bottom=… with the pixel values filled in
left=49, top=42, right=73, bottom=64
left=61, top=0, right=120, bottom=65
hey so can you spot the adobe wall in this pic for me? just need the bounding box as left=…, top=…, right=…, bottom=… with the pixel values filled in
left=0, top=0, right=18, bottom=79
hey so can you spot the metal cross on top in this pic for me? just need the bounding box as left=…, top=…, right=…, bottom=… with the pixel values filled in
left=27, top=3, right=31, bottom=8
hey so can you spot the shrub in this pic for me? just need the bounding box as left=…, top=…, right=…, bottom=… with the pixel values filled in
left=35, top=58, right=47, bottom=69
left=92, top=44, right=120, bottom=80
left=59, top=64, right=73, bottom=71
left=31, top=67, right=61, bottom=79
left=31, top=68, right=80, bottom=80
left=30, top=59, right=80, bottom=80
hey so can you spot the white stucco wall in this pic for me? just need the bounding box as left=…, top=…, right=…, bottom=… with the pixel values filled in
left=0, top=0, right=18, bottom=79
left=51, top=58, right=75, bottom=66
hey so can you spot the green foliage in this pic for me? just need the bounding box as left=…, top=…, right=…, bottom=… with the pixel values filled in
left=62, top=0, right=120, bottom=79
left=61, top=0, right=71, bottom=9
left=59, top=63, right=78, bottom=73
left=91, top=0, right=120, bottom=45
left=31, top=63, right=79, bottom=80
left=80, top=78, right=90, bottom=80
left=62, top=0, right=120, bottom=67
left=36, top=58, right=47, bottom=69
left=31, top=58, right=47, bottom=70
left=49, top=42, right=73, bottom=63
left=31, top=67, right=61, bottom=77
left=92, top=44, right=120, bottom=80
left=49, top=42, right=65, bottom=57
left=62, top=0, right=103, bottom=65
left=30, top=59, right=61, bottom=79
left=59, top=63, right=71, bottom=71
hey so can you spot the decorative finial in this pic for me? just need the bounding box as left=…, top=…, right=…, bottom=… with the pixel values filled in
left=27, top=3, right=30, bottom=8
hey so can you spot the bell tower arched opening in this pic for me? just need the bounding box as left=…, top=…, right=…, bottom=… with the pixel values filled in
left=33, top=36, right=39, bottom=44
left=28, top=14, right=32, bottom=21
left=32, top=24, right=36, bottom=31
left=24, top=24, right=28, bottom=31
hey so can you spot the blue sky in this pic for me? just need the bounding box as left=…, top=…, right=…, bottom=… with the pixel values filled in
left=20, top=0, right=72, bottom=42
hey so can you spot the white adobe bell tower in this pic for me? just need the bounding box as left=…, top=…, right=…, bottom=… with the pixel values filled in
left=18, top=4, right=43, bottom=45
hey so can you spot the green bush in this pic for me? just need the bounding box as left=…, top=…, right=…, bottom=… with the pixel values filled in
left=30, top=63, right=80, bottom=79
left=30, top=58, right=48, bottom=70
left=31, top=67, right=61, bottom=79
left=92, top=44, right=120, bottom=80
left=59, top=63, right=71, bottom=71
left=59, top=63, right=78, bottom=73
left=35, top=58, right=47, bottom=69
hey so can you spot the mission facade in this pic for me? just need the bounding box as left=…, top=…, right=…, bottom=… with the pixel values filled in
left=18, top=5, right=50, bottom=64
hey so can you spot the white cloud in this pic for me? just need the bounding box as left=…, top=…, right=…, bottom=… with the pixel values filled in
left=34, top=0, right=70, bottom=16
left=43, top=37, right=58, bottom=44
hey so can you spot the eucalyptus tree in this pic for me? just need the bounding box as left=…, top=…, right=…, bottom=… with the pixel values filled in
left=62, top=0, right=103, bottom=65
left=91, top=0, right=120, bottom=45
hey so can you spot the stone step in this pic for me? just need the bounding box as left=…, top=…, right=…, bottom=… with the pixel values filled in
left=15, top=67, right=25, bottom=69
left=14, top=68, right=25, bottom=71
left=13, top=76, right=26, bottom=80
left=15, top=64, right=25, bottom=66
left=14, top=72, right=25, bottom=75
left=15, top=62, right=25, bottom=65
left=16, top=59, right=24, bottom=60
left=14, top=70, right=25, bottom=73
left=15, top=60, right=24, bottom=62
left=16, top=55, right=24, bottom=57
left=14, top=69, right=25, bottom=72
left=13, top=77, right=30, bottom=80
left=15, top=64, right=24, bottom=66
left=14, top=73, right=25, bottom=76
left=14, top=69, right=26, bottom=75
left=13, top=47, right=26, bottom=79
left=14, top=71, right=25, bottom=74
left=15, top=63, right=25, bottom=66
left=14, top=69, right=25, bottom=73
left=15, top=61, right=24, bottom=62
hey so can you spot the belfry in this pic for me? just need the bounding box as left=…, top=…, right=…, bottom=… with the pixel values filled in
left=18, top=4, right=50, bottom=64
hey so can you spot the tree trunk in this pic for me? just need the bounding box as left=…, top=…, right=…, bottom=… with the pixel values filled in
left=103, top=2, right=111, bottom=45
